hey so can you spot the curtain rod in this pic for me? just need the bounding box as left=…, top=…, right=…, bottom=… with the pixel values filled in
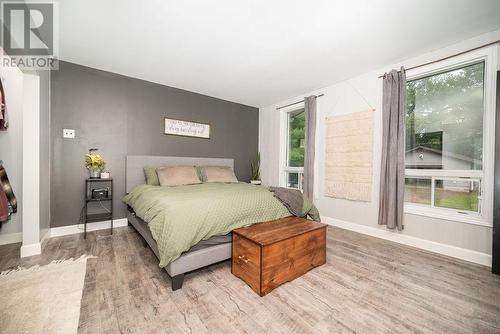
left=378, top=40, right=500, bottom=78
left=276, top=94, right=324, bottom=110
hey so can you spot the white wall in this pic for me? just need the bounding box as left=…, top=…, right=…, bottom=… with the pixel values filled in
left=260, top=29, right=500, bottom=259
left=21, top=73, right=41, bottom=255
left=39, top=70, right=51, bottom=240
left=0, top=57, right=23, bottom=240
left=0, top=61, right=50, bottom=251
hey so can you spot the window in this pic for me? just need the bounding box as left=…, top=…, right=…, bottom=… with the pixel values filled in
left=282, top=107, right=305, bottom=190
left=405, top=61, right=487, bottom=220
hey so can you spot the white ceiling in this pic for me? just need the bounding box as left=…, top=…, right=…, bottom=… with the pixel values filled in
left=59, top=0, right=500, bottom=107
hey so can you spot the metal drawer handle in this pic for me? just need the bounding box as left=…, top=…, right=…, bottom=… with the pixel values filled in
left=238, top=255, right=250, bottom=263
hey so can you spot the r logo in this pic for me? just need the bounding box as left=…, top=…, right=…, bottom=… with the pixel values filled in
left=1, top=2, right=54, bottom=56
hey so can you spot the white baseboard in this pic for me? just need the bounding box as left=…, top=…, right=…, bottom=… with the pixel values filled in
left=0, top=232, right=22, bottom=245
left=20, top=242, right=41, bottom=257
left=0, top=218, right=129, bottom=247
left=322, top=216, right=492, bottom=267
left=50, top=218, right=128, bottom=238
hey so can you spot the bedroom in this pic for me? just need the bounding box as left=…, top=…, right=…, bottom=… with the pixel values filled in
left=1, top=0, right=500, bottom=333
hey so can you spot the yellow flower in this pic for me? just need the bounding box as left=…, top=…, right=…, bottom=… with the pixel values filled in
left=85, top=153, right=106, bottom=170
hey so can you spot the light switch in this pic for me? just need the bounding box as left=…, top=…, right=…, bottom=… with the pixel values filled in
left=63, top=129, right=75, bottom=138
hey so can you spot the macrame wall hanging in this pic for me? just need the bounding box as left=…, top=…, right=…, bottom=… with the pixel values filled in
left=324, top=82, right=375, bottom=202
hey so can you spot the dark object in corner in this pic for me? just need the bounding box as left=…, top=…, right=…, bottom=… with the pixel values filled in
left=0, top=77, right=8, bottom=130
left=0, top=164, right=17, bottom=216
left=493, top=71, right=500, bottom=275
left=0, top=185, right=8, bottom=223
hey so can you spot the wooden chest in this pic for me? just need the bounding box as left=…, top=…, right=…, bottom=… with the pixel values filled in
left=231, top=216, right=327, bottom=296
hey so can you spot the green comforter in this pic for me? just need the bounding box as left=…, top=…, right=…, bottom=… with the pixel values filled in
left=123, top=183, right=291, bottom=267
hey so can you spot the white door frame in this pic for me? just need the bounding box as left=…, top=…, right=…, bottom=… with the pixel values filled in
left=20, top=72, right=41, bottom=257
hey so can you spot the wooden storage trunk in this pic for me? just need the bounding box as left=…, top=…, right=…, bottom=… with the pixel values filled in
left=231, top=216, right=327, bottom=296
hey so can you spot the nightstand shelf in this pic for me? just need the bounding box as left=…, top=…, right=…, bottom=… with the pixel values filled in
left=84, top=178, right=113, bottom=239
left=86, top=197, right=113, bottom=202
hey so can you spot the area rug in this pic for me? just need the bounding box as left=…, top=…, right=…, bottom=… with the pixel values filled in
left=0, top=255, right=93, bottom=334
left=325, top=109, right=374, bottom=202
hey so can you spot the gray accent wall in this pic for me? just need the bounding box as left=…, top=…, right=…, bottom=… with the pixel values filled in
left=51, top=61, right=259, bottom=228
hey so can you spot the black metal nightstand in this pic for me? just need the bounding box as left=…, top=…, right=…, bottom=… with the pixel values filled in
left=84, top=178, right=113, bottom=239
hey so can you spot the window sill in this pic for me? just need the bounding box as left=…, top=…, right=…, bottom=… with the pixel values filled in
left=404, top=205, right=492, bottom=227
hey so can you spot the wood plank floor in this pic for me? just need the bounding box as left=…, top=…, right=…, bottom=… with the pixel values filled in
left=1, top=226, right=499, bottom=334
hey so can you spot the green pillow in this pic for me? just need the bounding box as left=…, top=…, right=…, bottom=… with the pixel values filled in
left=143, top=166, right=159, bottom=186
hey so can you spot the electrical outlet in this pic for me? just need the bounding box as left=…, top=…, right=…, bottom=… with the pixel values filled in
left=63, top=129, right=75, bottom=139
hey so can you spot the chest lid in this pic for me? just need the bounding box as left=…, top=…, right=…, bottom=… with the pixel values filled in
left=233, top=216, right=326, bottom=247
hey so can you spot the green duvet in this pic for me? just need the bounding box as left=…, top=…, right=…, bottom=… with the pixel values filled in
left=123, top=183, right=291, bottom=267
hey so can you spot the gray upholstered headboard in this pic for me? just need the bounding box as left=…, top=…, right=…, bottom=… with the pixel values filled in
left=126, top=155, right=234, bottom=192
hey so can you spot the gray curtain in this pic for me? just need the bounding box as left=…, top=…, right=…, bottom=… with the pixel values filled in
left=378, top=68, right=406, bottom=231
left=303, top=95, right=317, bottom=199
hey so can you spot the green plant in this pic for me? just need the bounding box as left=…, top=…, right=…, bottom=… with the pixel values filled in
left=250, top=152, right=261, bottom=181
left=85, top=151, right=106, bottom=171
left=288, top=110, right=305, bottom=167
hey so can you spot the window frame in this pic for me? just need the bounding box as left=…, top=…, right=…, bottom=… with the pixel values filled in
left=403, top=45, right=498, bottom=227
left=279, top=103, right=305, bottom=190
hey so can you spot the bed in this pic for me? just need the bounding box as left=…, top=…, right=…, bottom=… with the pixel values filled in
left=124, top=155, right=291, bottom=290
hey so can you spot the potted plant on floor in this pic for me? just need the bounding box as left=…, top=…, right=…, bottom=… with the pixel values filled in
left=250, top=152, right=261, bottom=185
left=85, top=148, right=106, bottom=179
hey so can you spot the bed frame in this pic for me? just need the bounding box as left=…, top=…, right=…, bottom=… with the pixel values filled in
left=126, top=155, right=234, bottom=290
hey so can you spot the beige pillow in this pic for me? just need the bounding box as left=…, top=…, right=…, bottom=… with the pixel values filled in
left=157, top=166, right=202, bottom=187
left=200, top=166, right=238, bottom=183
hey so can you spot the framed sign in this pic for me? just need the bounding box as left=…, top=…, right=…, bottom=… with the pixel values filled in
left=164, top=118, right=210, bottom=139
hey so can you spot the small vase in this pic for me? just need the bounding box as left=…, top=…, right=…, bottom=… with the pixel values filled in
left=89, top=169, right=101, bottom=179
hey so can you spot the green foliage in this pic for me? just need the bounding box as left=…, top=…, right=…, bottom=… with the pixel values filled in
left=288, top=110, right=305, bottom=167
left=405, top=183, right=479, bottom=212
left=250, top=152, right=261, bottom=181
left=435, top=190, right=478, bottom=212
left=406, top=62, right=484, bottom=167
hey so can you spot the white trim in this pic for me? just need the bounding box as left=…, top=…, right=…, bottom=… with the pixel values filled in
left=20, top=243, right=41, bottom=258
left=322, top=216, right=492, bottom=267
left=405, top=204, right=490, bottom=226
left=282, top=166, right=304, bottom=172
left=404, top=45, right=498, bottom=226
left=0, top=232, right=22, bottom=245
left=405, top=169, right=483, bottom=178
left=50, top=218, right=128, bottom=238
left=0, top=219, right=129, bottom=246
left=22, top=73, right=41, bottom=247
left=279, top=103, right=305, bottom=188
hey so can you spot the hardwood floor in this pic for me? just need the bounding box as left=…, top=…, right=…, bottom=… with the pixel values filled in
left=1, top=226, right=499, bottom=334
